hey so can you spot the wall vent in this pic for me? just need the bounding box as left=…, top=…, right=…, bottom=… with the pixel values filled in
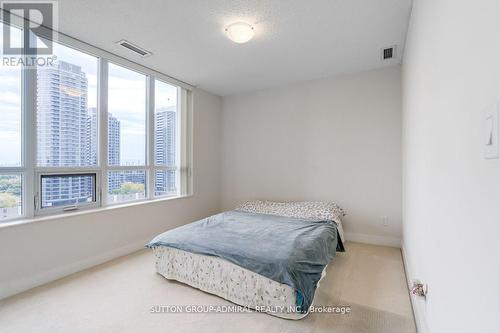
left=116, top=40, right=152, bottom=57
left=382, top=46, right=396, bottom=60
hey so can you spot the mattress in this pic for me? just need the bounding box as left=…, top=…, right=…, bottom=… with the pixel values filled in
left=153, top=246, right=328, bottom=319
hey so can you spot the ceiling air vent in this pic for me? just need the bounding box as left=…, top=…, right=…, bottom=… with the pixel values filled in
left=382, top=46, right=396, bottom=60
left=117, top=40, right=152, bottom=57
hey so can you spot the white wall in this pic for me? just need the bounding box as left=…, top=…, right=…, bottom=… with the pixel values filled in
left=221, top=67, right=402, bottom=246
left=402, top=1, right=500, bottom=332
left=0, top=88, right=222, bottom=299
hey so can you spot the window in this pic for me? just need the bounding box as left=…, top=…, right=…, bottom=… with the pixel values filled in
left=0, top=18, right=191, bottom=222
left=35, top=40, right=99, bottom=213
left=0, top=23, right=23, bottom=221
left=154, top=170, right=176, bottom=197
left=154, top=79, right=179, bottom=197
left=107, top=170, right=146, bottom=204
left=108, top=63, right=146, bottom=166
left=107, top=63, right=147, bottom=204
left=37, top=41, right=99, bottom=167
left=40, top=174, right=96, bottom=209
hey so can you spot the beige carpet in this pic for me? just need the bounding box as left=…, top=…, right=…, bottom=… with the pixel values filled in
left=0, top=242, right=416, bottom=333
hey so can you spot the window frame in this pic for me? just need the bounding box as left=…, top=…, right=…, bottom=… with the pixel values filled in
left=0, top=11, right=193, bottom=222
left=35, top=171, right=100, bottom=215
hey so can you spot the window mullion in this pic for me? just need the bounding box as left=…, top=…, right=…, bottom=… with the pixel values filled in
left=106, top=166, right=146, bottom=171
left=23, top=58, right=37, bottom=218
left=153, top=166, right=177, bottom=171
left=99, top=59, right=109, bottom=206
left=34, top=166, right=100, bottom=173
left=179, top=89, right=191, bottom=196
left=147, top=75, right=155, bottom=199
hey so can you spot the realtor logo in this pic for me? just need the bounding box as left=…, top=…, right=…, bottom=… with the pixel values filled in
left=1, top=1, right=58, bottom=56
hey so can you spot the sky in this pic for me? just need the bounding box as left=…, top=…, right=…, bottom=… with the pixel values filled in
left=0, top=23, right=178, bottom=167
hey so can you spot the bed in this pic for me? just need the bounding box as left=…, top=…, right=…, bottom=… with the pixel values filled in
left=147, top=200, right=345, bottom=319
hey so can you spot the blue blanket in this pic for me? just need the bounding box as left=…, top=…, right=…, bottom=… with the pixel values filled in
left=147, top=210, right=343, bottom=312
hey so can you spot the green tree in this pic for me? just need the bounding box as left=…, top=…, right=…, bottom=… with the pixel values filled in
left=0, top=176, right=21, bottom=196
left=0, top=193, right=18, bottom=208
left=112, top=182, right=144, bottom=195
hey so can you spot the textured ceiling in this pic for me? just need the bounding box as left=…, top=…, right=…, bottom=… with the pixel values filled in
left=57, top=0, right=412, bottom=96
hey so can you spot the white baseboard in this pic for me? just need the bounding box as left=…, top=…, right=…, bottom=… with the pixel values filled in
left=401, top=242, right=428, bottom=333
left=345, top=232, right=401, bottom=248
left=0, top=238, right=150, bottom=300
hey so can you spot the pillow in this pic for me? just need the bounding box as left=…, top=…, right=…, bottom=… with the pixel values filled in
left=236, top=200, right=345, bottom=224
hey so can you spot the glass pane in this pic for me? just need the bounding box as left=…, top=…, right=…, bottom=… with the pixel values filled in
left=108, top=63, right=146, bottom=166
left=107, top=170, right=146, bottom=204
left=0, top=24, right=22, bottom=167
left=0, top=174, right=22, bottom=221
left=154, top=80, right=177, bottom=166
left=154, top=170, right=177, bottom=197
left=41, top=174, right=96, bottom=208
left=36, top=41, right=98, bottom=167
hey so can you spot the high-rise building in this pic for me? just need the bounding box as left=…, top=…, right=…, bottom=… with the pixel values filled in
left=85, top=108, right=124, bottom=194
left=108, top=113, right=120, bottom=166
left=107, top=112, right=122, bottom=193
left=155, top=107, right=176, bottom=195
left=86, top=107, right=121, bottom=167
left=155, top=107, right=176, bottom=166
left=37, top=61, right=90, bottom=167
left=87, top=107, right=98, bottom=166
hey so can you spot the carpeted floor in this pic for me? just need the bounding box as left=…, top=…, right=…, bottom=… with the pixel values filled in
left=0, top=242, right=416, bottom=333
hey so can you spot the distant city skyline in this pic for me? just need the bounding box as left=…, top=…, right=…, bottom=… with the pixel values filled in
left=0, top=32, right=178, bottom=166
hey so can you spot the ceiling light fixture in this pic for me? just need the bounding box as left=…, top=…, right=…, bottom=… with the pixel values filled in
left=225, top=22, right=254, bottom=44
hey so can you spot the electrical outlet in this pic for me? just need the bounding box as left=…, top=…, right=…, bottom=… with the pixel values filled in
left=411, top=279, right=428, bottom=298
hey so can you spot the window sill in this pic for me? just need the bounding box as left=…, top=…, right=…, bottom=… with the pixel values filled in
left=0, top=194, right=193, bottom=229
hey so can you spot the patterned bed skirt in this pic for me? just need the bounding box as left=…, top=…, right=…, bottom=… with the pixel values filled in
left=152, top=246, right=319, bottom=319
